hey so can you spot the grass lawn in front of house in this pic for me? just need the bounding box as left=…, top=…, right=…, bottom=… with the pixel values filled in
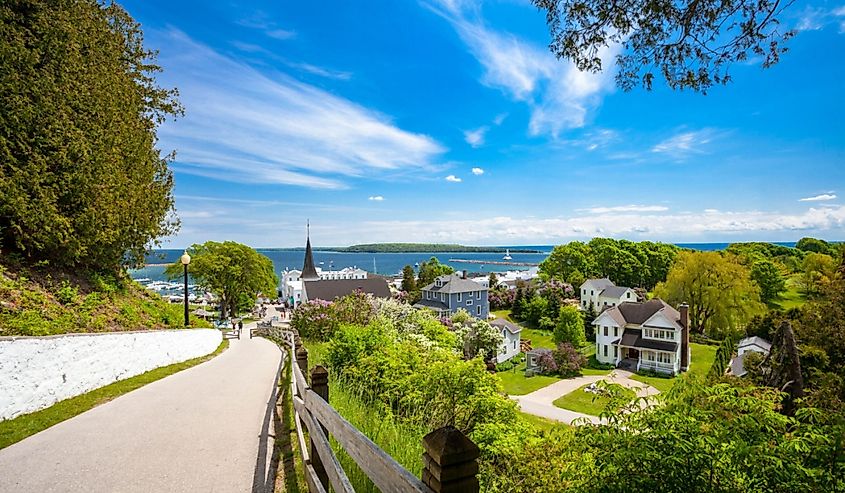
left=553, top=383, right=636, bottom=416
left=630, top=342, right=718, bottom=393
left=497, top=360, right=561, bottom=395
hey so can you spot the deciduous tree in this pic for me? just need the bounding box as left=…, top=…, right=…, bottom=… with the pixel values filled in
left=554, top=305, right=586, bottom=347
left=655, top=251, right=764, bottom=337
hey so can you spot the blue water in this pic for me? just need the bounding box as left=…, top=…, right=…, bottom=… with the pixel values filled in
left=130, top=242, right=799, bottom=283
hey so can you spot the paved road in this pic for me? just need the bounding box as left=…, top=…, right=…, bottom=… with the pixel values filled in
left=512, top=370, right=659, bottom=425
left=0, top=326, right=283, bottom=493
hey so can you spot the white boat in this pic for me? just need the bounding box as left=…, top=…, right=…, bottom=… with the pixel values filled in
left=502, top=249, right=512, bottom=261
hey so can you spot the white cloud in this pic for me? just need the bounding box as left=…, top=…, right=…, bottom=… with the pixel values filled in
left=445, top=175, right=463, bottom=182
left=795, top=6, right=845, bottom=32
left=237, top=15, right=297, bottom=40
left=800, top=193, right=837, bottom=202
left=471, top=167, right=484, bottom=175
left=368, top=195, right=385, bottom=201
left=153, top=30, right=445, bottom=188
left=346, top=205, right=845, bottom=244
left=652, top=129, right=717, bottom=158
left=493, top=113, right=508, bottom=125
left=464, top=126, right=488, bottom=147
left=580, top=205, right=669, bottom=214
left=289, top=62, right=352, bottom=80
left=425, top=1, right=618, bottom=137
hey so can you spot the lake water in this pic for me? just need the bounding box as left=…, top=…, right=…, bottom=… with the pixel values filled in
left=130, top=242, right=798, bottom=283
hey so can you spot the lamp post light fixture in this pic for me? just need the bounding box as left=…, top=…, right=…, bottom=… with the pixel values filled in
left=180, top=251, right=191, bottom=328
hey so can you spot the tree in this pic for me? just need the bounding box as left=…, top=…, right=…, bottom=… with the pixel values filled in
left=654, top=251, right=764, bottom=338
left=554, top=305, right=586, bottom=347
left=750, top=258, right=786, bottom=304
left=451, top=311, right=503, bottom=361
left=583, top=304, right=598, bottom=342
left=799, top=252, right=835, bottom=297
left=796, top=237, right=834, bottom=255
left=488, top=272, right=499, bottom=289
left=166, top=241, right=277, bottom=318
left=763, top=321, right=805, bottom=416
left=552, top=342, right=587, bottom=377
left=401, top=265, right=416, bottom=293
left=0, top=1, right=181, bottom=271
left=417, top=257, right=455, bottom=287
left=532, top=0, right=793, bottom=93
left=539, top=241, right=595, bottom=282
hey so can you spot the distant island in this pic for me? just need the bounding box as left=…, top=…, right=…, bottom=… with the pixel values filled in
left=265, top=243, right=543, bottom=253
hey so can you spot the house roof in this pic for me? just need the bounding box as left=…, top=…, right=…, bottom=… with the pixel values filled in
left=729, top=352, right=751, bottom=377
left=421, top=274, right=487, bottom=294
left=614, top=328, right=678, bottom=352
left=413, top=298, right=450, bottom=311
left=526, top=347, right=552, bottom=356
left=301, top=230, right=319, bottom=281
left=490, top=318, right=522, bottom=334
left=738, top=336, right=771, bottom=352
left=600, top=286, right=633, bottom=298
left=581, top=278, right=615, bottom=291
left=595, top=298, right=682, bottom=330
left=303, top=278, right=391, bottom=301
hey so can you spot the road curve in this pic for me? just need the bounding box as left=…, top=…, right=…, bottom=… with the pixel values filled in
left=0, top=331, right=283, bottom=493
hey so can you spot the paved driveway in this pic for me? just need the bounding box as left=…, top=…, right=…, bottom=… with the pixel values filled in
left=0, top=326, right=283, bottom=493
left=512, top=370, right=659, bottom=425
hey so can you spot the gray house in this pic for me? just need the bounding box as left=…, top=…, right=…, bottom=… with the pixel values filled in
left=414, top=273, right=489, bottom=319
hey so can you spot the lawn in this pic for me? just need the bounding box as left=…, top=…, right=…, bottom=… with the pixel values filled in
left=776, top=274, right=807, bottom=311
left=497, top=360, right=561, bottom=395
left=553, top=383, right=635, bottom=416
left=519, top=411, right=569, bottom=432
left=630, top=342, right=718, bottom=393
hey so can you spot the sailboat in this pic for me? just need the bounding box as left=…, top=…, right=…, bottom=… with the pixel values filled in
left=502, top=249, right=512, bottom=261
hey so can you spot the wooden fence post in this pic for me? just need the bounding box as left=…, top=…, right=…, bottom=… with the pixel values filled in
left=422, top=426, right=480, bottom=493
left=310, top=365, right=330, bottom=490
left=295, top=346, right=308, bottom=380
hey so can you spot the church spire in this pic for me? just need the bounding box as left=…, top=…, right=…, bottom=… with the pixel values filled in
left=301, top=220, right=319, bottom=281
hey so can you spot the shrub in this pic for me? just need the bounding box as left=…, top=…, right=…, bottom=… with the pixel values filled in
left=55, top=281, right=79, bottom=305
left=552, top=343, right=587, bottom=377
left=536, top=349, right=558, bottom=374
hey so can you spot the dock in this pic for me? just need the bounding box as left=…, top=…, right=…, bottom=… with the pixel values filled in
left=448, top=258, right=540, bottom=267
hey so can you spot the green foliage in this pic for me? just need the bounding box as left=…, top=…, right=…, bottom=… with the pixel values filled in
left=750, top=258, right=786, bottom=304
left=55, top=281, right=79, bottom=305
left=165, top=241, right=277, bottom=318
left=451, top=312, right=503, bottom=360
left=554, top=305, right=585, bottom=346
left=796, top=237, right=836, bottom=256
left=0, top=0, right=181, bottom=270
left=533, top=0, right=792, bottom=93
left=415, top=256, right=455, bottom=287
left=708, top=335, right=735, bottom=378
left=539, top=239, right=679, bottom=289
left=400, top=265, right=416, bottom=293
left=799, top=252, right=836, bottom=297
left=655, top=251, right=764, bottom=338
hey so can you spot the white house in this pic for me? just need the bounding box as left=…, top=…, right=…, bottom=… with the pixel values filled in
left=593, top=299, right=690, bottom=375
left=493, top=267, right=540, bottom=290
left=729, top=336, right=772, bottom=377
left=490, top=318, right=522, bottom=363
left=280, top=269, right=304, bottom=307
left=580, top=278, right=637, bottom=311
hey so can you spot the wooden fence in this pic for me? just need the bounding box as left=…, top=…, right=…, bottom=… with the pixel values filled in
left=279, top=329, right=481, bottom=493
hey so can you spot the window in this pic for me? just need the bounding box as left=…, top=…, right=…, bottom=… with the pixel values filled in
left=603, top=301, right=607, bottom=306
left=477, top=305, right=481, bottom=316
left=613, top=327, right=618, bottom=337
left=603, top=326, right=608, bottom=337
left=603, top=345, right=607, bottom=357
left=513, top=340, right=517, bottom=350
left=457, top=293, right=462, bottom=302
left=582, top=289, right=586, bottom=295
left=591, top=290, right=594, bottom=295
left=614, top=346, right=618, bottom=358
left=466, top=299, right=473, bottom=305
left=583, top=300, right=587, bottom=307
left=658, top=352, right=672, bottom=364
left=441, top=293, right=445, bottom=302
left=626, top=292, right=631, bottom=299
left=426, top=292, right=430, bottom=300
left=476, top=291, right=481, bottom=299
left=646, top=352, right=655, bottom=361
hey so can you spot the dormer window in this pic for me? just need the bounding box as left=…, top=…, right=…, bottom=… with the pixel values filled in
left=627, top=292, right=631, bottom=298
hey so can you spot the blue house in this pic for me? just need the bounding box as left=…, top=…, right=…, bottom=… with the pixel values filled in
left=414, top=273, right=489, bottom=319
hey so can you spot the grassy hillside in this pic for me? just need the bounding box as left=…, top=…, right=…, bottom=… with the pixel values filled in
left=0, top=263, right=209, bottom=337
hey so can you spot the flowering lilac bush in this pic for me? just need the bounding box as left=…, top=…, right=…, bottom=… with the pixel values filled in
left=535, top=349, right=558, bottom=374
left=489, top=288, right=515, bottom=310
left=553, top=342, right=587, bottom=377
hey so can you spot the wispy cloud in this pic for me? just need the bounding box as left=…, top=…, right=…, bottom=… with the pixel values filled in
left=153, top=29, right=445, bottom=189
left=237, top=14, right=297, bottom=40
left=493, top=113, right=508, bottom=125
left=794, top=6, right=845, bottom=32
left=471, top=167, right=484, bottom=176
left=266, top=29, right=296, bottom=40
left=445, top=175, right=462, bottom=182
left=464, top=127, right=488, bottom=147
left=652, top=129, right=718, bottom=159
left=368, top=195, right=385, bottom=201
left=580, top=205, right=670, bottom=214
left=800, top=193, right=837, bottom=202
left=425, top=0, right=618, bottom=137
left=288, top=62, right=352, bottom=80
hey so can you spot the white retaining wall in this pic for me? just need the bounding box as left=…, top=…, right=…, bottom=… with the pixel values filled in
left=0, top=329, right=222, bottom=421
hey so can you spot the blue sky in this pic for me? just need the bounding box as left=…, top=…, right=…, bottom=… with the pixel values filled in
left=122, top=0, right=845, bottom=247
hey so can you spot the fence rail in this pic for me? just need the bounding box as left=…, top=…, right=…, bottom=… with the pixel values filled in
left=276, top=329, right=480, bottom=493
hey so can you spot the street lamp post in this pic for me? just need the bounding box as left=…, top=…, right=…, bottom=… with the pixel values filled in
left=180, top=251, right=191, bottom=328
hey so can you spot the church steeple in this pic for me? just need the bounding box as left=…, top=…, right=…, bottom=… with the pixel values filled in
left=301, top=220, right=319, bottom=281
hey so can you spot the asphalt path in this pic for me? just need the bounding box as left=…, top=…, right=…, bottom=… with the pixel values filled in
left=0, top=327, right=283, bottom=493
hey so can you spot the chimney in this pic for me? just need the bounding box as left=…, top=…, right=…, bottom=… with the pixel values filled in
left=462, top=270, right=468, bottom=279
left=679, top=303, right=690, bottom=372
